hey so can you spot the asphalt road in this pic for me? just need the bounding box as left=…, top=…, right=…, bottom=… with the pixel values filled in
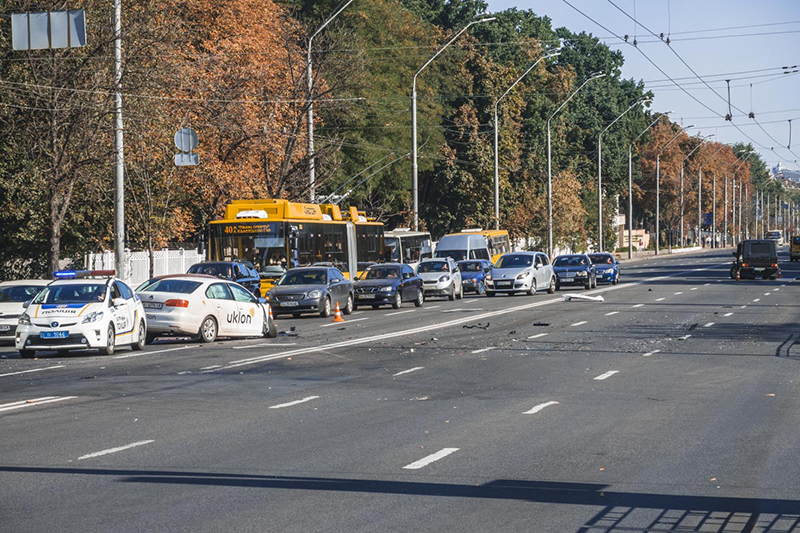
left=2, top=247, right=800, bottom=533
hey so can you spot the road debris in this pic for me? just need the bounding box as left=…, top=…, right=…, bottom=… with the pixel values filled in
left=561, top=294, right=604, bottom=302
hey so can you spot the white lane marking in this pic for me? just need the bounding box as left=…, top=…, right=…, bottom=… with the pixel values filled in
left=200, top=365, right=222, bottom=370
left=724, top=312, right=733, bottom=317
left=206, top=263, right=728, bottom=373
left=113, top=346, right=190, bottom=359
left=320, top=318, right=369, bottom=328
left=740, top=305, right=747, bottom=309
left=425, top=305, right=441, bottom=310
left=78, top=440, right=154, bottom=461
left=632, top=304, right=644, bottom=308
left=403, top=448, right=459, bottom=470
left=704, top=283, right=711, bottom=286
left=604, top=311, right=619, bottom=316
left=570, top=321, right=588, bottom=327
left=393, top=366, right=424, bottom=376
left=523, top=401, right=559, bottom=415
left=471, top=347, right=496, bottom=354
left=774, top=288, right=780, bottom=291
left=0, top=365, right=65, bottom=378
left=351, top=311, right=365, bottom=315
left=233, top=343, right=297, bottom=350
left=594, top=370, right=619, bottom=381
left=528, top=333, right=548, bottom=339
left=655, top=298, right=666, bottom=302
left=679, top=334, right=692, bottom=340
left=690, top=287, right=698, bottom=291
left=674, top=291, right=683, bottom=295
left=0, top=396, right=78, bottom=413
left=703, top=322, right=715, bottom=328
left=643, top=350, right=660, bottom=357
left=753, top=298, right=761, bottom=302
left=764, top=293, right=772, bottom=296
left=268, top=396, right=320, bottom=409
left=384, top=310, right=415, bottom=317
left=462, top=300, right=479, bottom=305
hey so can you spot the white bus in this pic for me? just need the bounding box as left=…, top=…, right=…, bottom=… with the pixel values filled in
left=383, top=229, right=433, bottom=269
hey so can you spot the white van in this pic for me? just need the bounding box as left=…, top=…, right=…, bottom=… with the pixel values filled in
left=433, top=233, right=491, bottom=262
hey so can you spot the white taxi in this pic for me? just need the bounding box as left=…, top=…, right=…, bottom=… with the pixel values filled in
left=135, top=275, right=277, bottom=343
left=0, top=280, right=51, bottom=345
left=15, top=271, right=147, bottom=358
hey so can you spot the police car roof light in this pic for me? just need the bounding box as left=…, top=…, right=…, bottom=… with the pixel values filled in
left=53, top=269, right=116, bottom=280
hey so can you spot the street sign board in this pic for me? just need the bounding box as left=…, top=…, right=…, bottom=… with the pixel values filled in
left=174, top=127, right=199, bottom=153
left=175, top=153, right=199, bottom=167
left=12, top=10, right=86, bottom=51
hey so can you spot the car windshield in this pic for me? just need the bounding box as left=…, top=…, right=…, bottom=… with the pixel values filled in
left=459, top=261, right=483, bottom=272
left=32, top=284, right=106, bottom=304
left=363, top=267, right=400, bottom=280
left=496, top=254, right=533, bottom=268
left=554, top=256, right=588, bottom=267
left=435, top=250, right=468, bottom=261
left=188, top=263, right=233, bottom=279
left=137, top=279, right=202, bottom=294
left=418, top=261, right=449, bottom=273
left=767, top=232, right=781, bottom=239
left=0, top=285, right=44, bottom=303
left=278, top=270, right=326, bottom=286
left=588, top=254, right=614, bottom=265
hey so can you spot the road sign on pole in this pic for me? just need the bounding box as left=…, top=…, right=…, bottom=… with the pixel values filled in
left=11, top=10, right=86, bottom=51
left=174, top=127, right=199, bottom=167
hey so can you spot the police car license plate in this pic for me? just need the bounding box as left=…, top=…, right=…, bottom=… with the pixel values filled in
left=40, top=331, right=68, bottom=339
left=142, top=302, right=163, bottom=309
left=0, top=325, right=10, bottom=332
left=359, top=294, right=376, bottom=299
left=281, top=301, right=299, bottom=307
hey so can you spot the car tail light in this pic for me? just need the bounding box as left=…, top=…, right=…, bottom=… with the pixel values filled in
left=165, top=299, right=189, bottom=308
left=742, top=263, right=749, bottom=267
left=771, top=263, right=778, bottom=268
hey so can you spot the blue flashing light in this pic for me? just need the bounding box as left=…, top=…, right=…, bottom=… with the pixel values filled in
left=53, top=270, right=79, bottom=279
left=53, top=269, right=115, bottom=280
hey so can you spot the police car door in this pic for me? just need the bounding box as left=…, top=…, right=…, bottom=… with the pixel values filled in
left=110, top=281, right=134, bottom=342
left=228, top=283, right=262, bottom=336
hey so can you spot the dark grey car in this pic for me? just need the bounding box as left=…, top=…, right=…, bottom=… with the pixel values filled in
left=266, top=267, right=353, bottom=318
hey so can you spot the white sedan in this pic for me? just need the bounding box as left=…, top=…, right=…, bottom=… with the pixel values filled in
left=0, top=280, right=51, bottom=345
left=136, top=275, right=277, bottom=343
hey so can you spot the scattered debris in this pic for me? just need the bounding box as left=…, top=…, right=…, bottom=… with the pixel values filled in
left=561, top=294, right=604, bottom=302
left=278, top=331, right=299, bottom=337
left=533, top=322, right=550, bottom=327
left=463, top=322, right=490, bottom=330
left=688, top=323, right=698, bottom=331
left=509, top=330, right=516, bottom=335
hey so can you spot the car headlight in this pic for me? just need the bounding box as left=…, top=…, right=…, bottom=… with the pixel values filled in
left=516, top=270, right=531, bottom=280
left=307, top=290, right=322, bottom=299
left=82, top=310, right=104, bottom=324
left=438, top=275, right=450, bottom=282
left=379, top=286, right=394, bottom=292
left=576, top=271, right=588, bottom=277
left=485, top=274, right=492, bottom=281
left=19, top=312, right=31, bottom=326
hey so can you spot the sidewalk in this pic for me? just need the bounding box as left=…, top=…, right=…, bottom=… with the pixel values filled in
left=615, top=245, right=733, bottom=264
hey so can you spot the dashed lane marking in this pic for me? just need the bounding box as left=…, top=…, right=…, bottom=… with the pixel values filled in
left=425, top=306, right=441, bottom=310
left=393, top=367, right=424, bottom=376
left=764, top=293, right=772, bottom=296
left=655, top=298, right=666, bottom=301
left=320, top=318, right=369, bottom=328
left=594, top=370, right=619, bottom=381
left=0, top=396, right=78, bottom=413
left=690, top=287, right=698, bottom=291
left=403, top=448, right=459, bottom=470
left=632, top=304, right=645, bottom=308
left=462, top=300, right=479, bottom=305
left=268, top=396, right=320, bottom=409
left=233, top=343, right=298, bottom=350
left=527, top=333, right=548, bottom=339
left=604, top=311, right=619, bottom=316
left=679, top=334, right=692, bottom=340
left=570, top=321, right=588, bottom=327
left=703, top=322, right=715, bottom=328
left=674, top=291, right=683, bottom=295
left=383, top=310, right=415, bottom=317
left=741, top=305, right=747, bottom=309
left=753, top=299, right=761, bottom=302
left=643, top=350, right=660, bottom=357
left=523, top=401, right=559, bottom=415
left=0, top=365, right=65, bottom=378
left=200, top=365, right=222, bottom=370
left=471, top=347, right=496, bottom=354
left=724, top=312, right=733, bottom=317
left=78, top=440, right=154, bottom=461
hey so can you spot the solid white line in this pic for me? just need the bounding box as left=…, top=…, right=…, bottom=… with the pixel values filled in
left=632, top=304, right=644, bottom=308
left=528, top=333, right=548, bottom=339
left=570, top=321, right=588, bottom=327
left=320, top=318, right=369, bottom=327
left=0, top=397, right=57, bottom=409
left=471, top=347, right=496, bottom=354
left=78, top=440, right=154, bottom=461
left=384, top=310, right=416, bottom=317
left=393, top=366, right=424, bottom=376
left=268, top=396, right=319, bottom=409
left=113, top=346, right=190, bottom=359
left=200, top=365, right=222, bottom=370
left=523, top=401, right=559, bottom=414
left=724, top=312, right=733, bottom=317
left=593, top=370, right=619, bottom=381
left=0, top=365, right=65, bottom=378
left=674, top=291, right=683, bottom=295
left=604, top=311, right=619, bottom=316
left=403, top=448, right=459, bottom=470
left=0, top=396, right=77, bottom=413
left=655, top=298, right=666, bottom=302
left=703, top=322, right=715, bottom=328
left=643, top=350, right=660, bottom=357
left=233, top=343, right=298, bottom=350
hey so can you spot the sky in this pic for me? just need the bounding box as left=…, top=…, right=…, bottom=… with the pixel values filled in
left=486, top=0, right=800, bottom=171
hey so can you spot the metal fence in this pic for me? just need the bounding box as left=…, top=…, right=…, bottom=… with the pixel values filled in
left=84, top=248, right=205, bottom=286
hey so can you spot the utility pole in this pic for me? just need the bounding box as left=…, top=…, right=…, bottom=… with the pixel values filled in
left=712, top=172, right=716, bottom=248
left=724, top=173, right=728, bottom=247
left=113, top=0, right=126, bottom=279
left=654, top=124, right=690, bottom=254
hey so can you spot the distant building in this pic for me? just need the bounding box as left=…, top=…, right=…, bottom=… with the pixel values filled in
left=773, top=163, right=800, bottom=188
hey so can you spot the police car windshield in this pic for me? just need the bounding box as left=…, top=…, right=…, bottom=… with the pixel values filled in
left=0, top=285, right=43, bottom=303
left=33, top=284, right=106, bottom=304
left=278, top=270, right=326, bottom=286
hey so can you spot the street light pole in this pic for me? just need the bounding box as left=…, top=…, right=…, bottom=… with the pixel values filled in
left=654, top=124, right=692, bottom=255
left=698, top=143, right=727, bottom=247
left=307, top=0, right=355, bottom=203
left=598, top=98, right=650, bottom=252
left=546, top=71, right=605, bottom=258
left=729, top=151, right=755, bottom=245
left=113, top=0, right=126, bottom=279
left=411, top=16, right=495, bottom=231
left=494, top=50, right=560, bottom=229
left=679, top=135, right=712, bottom=247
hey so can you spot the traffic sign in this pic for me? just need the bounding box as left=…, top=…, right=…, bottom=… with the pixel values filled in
left=175, top=153, right=199, bottom=167
left=174, top=127, right=198, bottom=153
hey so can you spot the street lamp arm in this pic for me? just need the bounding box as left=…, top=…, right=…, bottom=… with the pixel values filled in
left=496, top=52, right=561, bottom=108
left=548, top=72, right=605, bottom=122
left=629, top=111, right=671, bottom=149
left=681, top=134, right=715, bottom=164
left=658, top=124, right=694, bottom=156
left=310, top=0, right=356, bottom=46
left=601, top=98, right=651, bottom=139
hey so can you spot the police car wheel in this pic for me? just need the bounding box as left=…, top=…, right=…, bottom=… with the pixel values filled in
left=99, top=324, right=116, bottom=356
left=131, top=320, right=146, bottom=351
left=199, top=316, right=218, bottom=343
left=19, top=349, right=35, bottom=359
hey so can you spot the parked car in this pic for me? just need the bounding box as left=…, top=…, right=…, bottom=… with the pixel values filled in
left=790, top=235, right=800, bottom=261
left=588, top=253, right=620, bottom=285
left=137, top=275, right=277, bottom=343
left=553, top=254, right=596, bottom=290
left=354, top=263, right=424, bottom=309
left=187, top=260, right=262, bottom=297
left=486, top=252, right=555, bottom=296
left=458, top=260, right=492, bottom=294
left=417, top=258, right=463, bottom=300
left=0, top=280, right=50, bottom=345
left=266, top=267, right=353, bottom=318
left=730, top=239, right=780, bottom=280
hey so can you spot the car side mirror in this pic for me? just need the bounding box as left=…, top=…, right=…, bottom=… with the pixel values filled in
left=113, top=297, right=126, bottom=307
left=330, top=278, right=341, bottom=284
left=22, top=300, right=31, bottom=308
left=403, top=273, right=412, bottom=279
left=258, top=297, right=267, bottom=304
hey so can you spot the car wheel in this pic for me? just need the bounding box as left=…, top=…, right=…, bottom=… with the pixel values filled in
left=555, top=280, right=561, bottom=291
left=456, top=283, right=464, bottom=299
left=131, top=320, right=146, bottom=351
left=352, top=304, right=359, bottom=311
left=19, top=349, right=35, bottom=359
left=372, top=304, right=381, bottom=310
left=547, top=276, right=556, bottom=294
left=592, top=276, right=597, bottom=289
left=99, top=324, right=116, bottom=355
left=320, top=297, right=332, bottom=318
left=414, top=289, right=424, bottom=307
left=584, top=280, right=592, bottom=290
left=486, top=290, right=496, bottom=297
left=198, top=316, right=218, bottom=343
left=391, top=292, right=402, bottom=309
left=263, top=315, right=278, bottom=338
left=527, top=280, right=537, bottom=296
left=448, top=285, right=456, bottom=301
left=730, top=266, right=737, bottom=279
left=343, top=294, right=354, bottom=315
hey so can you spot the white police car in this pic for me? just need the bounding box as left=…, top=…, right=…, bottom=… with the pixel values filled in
left=15, top=270, right=147, bottom=358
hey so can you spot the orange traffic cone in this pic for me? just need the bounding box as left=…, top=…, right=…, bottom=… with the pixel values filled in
left=269, top=305, right=275, bottom=323
left=736, top=269, right=740, bottom=281
left=333, top=302, right=345, bottom=322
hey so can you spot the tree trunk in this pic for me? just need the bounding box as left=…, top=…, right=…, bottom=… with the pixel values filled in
left=148, top=234, right=155, bottom=279
left=48, top=195, right=62, bottom=276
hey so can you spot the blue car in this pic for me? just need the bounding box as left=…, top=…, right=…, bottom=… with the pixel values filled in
left=458, top=260, right=492, bottom=294
left=553, top=254, right=596, bottom=290
left=588, top=253, right=620, bottom=285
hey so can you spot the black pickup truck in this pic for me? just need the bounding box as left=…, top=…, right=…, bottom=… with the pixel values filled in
left=730, top=239, right=780, bottom=280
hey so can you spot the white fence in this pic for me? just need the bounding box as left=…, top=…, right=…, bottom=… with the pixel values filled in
left=85, top=248, right=205, bottom=287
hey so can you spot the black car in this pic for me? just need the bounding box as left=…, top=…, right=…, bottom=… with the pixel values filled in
left=354, top=263, right=424, bottom=310
left=187, top=260, right=262, bottom=297
left=553, top=254, right=597, bottom=290
left=731, top=240, right=780, bottom=280
left=267, top=267, right=353, bottom=318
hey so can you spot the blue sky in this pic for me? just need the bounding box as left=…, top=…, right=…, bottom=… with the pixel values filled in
left=486, top=0, right=800, bottom=169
